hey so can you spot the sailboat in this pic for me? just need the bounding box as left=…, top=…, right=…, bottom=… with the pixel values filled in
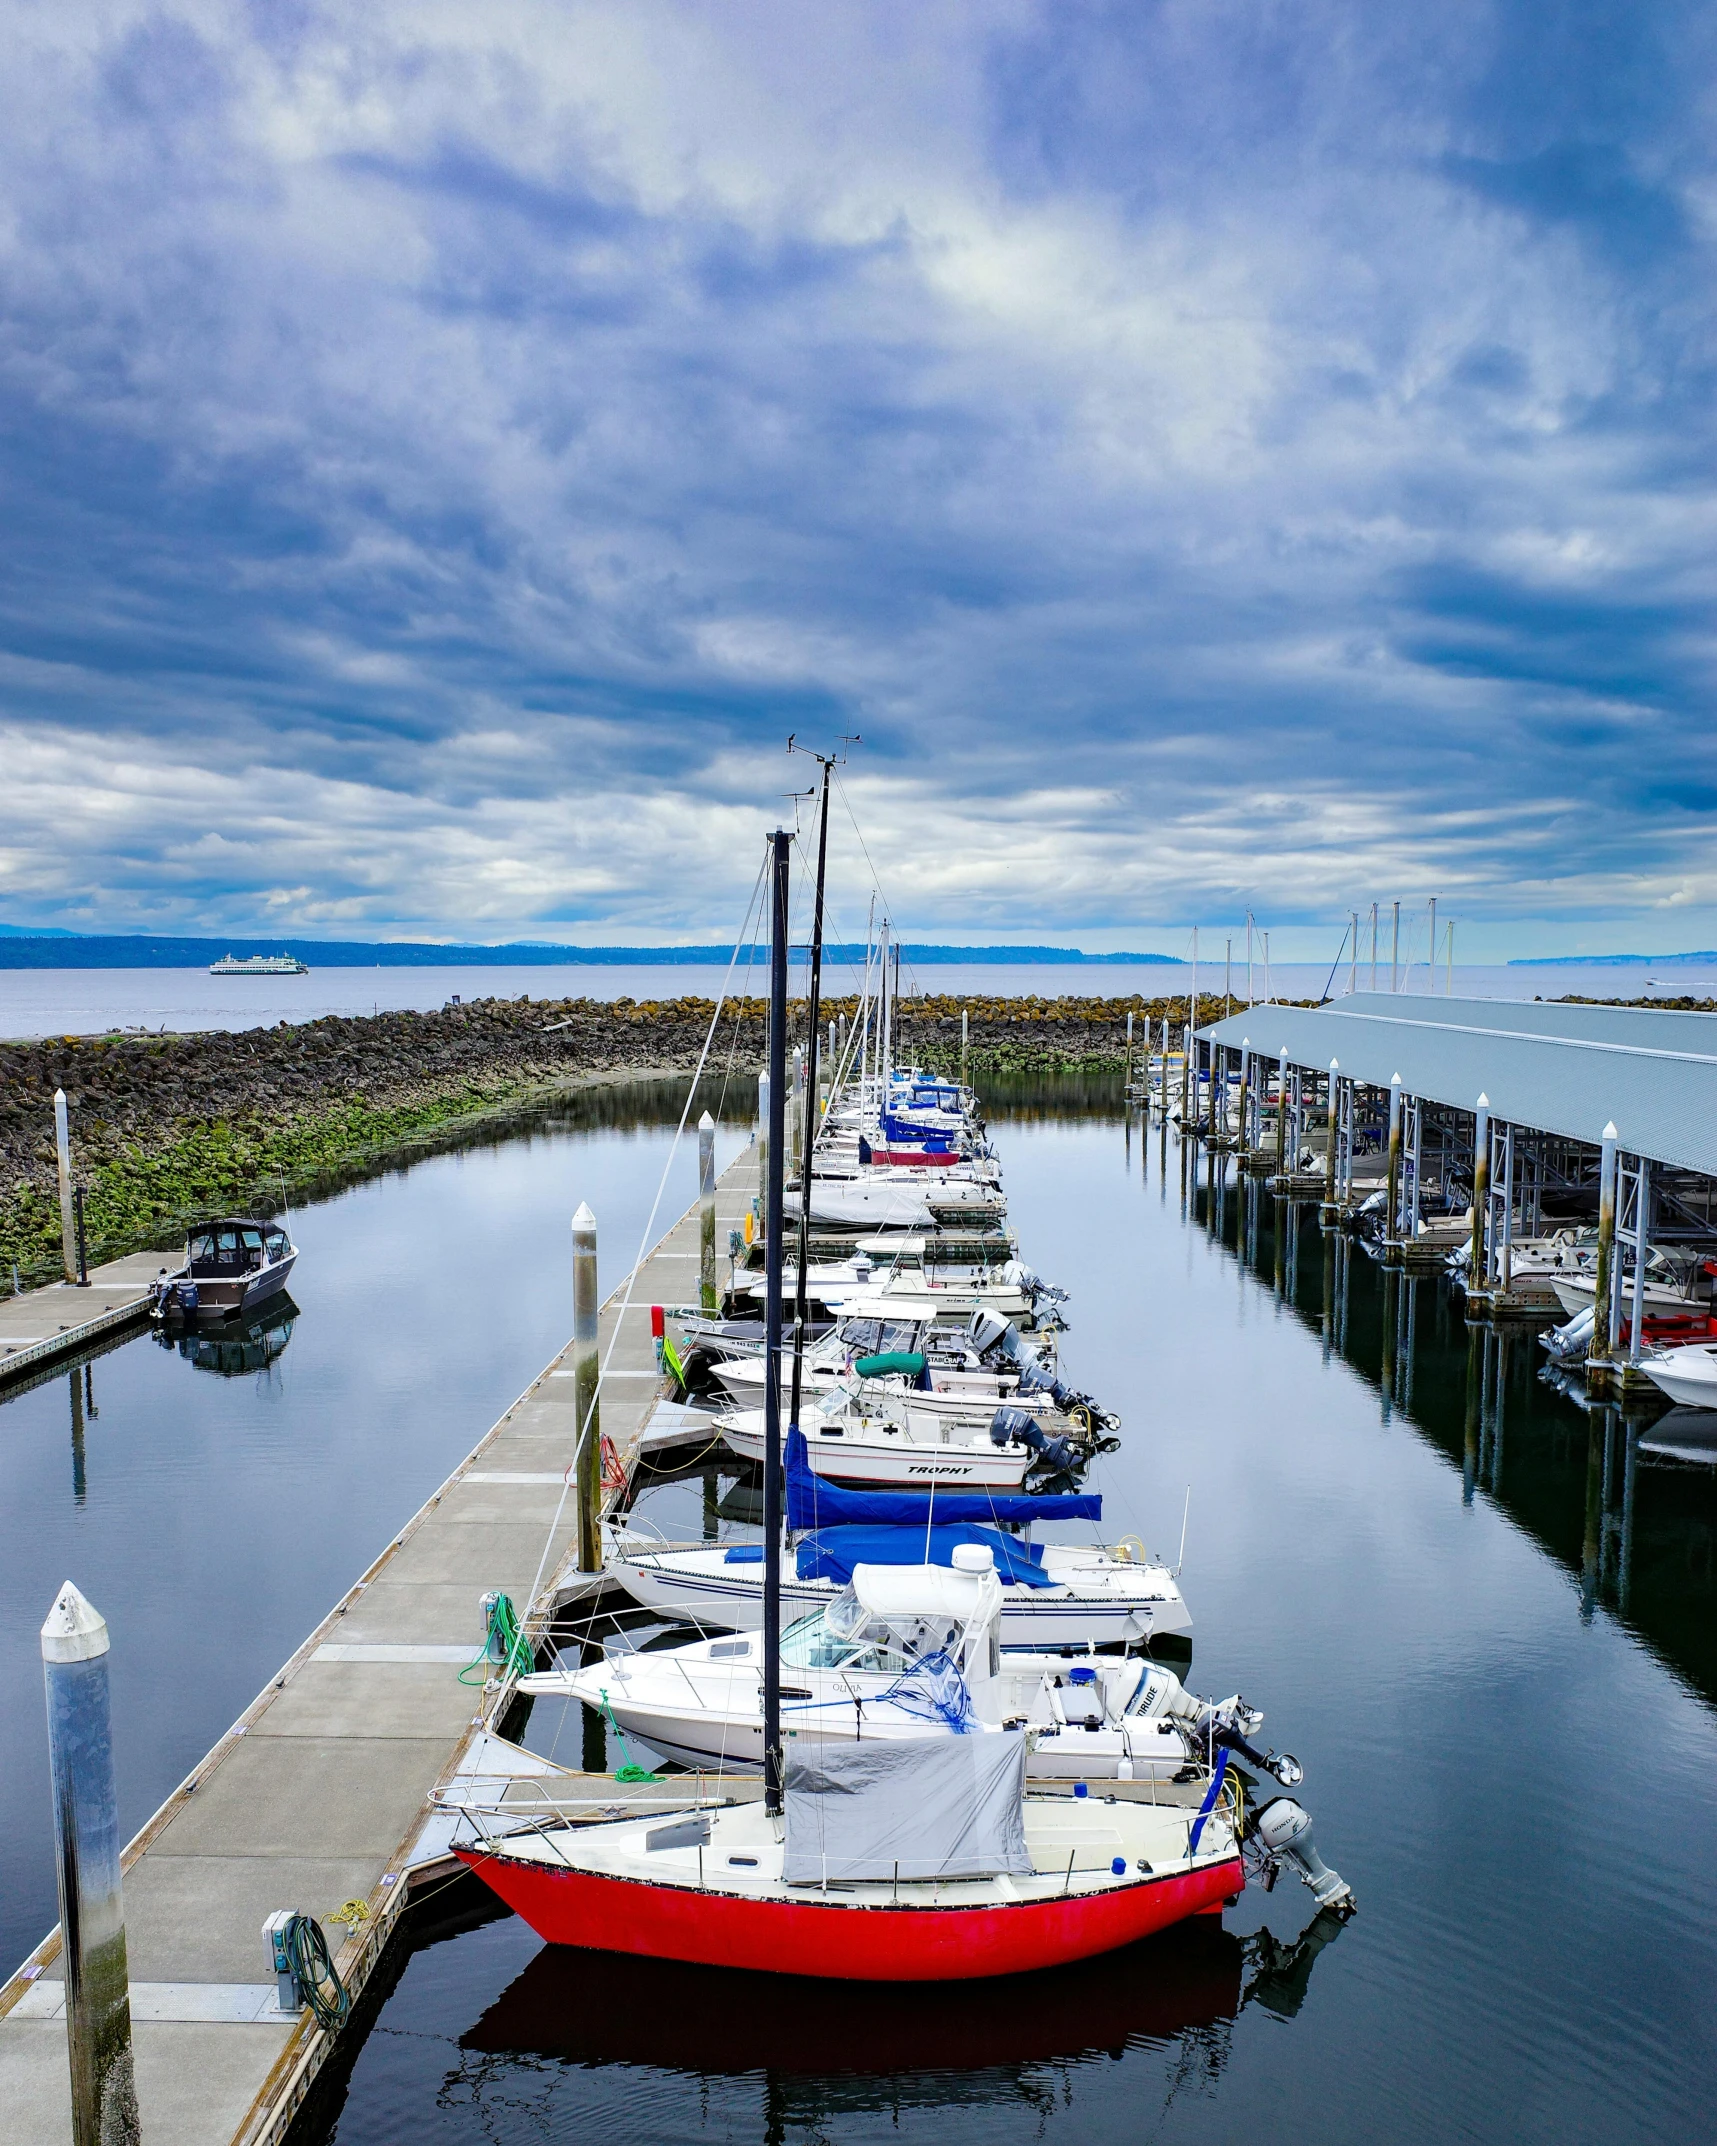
left=456, top=801, right=1350, bottom=1978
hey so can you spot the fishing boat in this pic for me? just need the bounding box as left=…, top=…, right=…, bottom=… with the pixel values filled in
left=208, top=951, right=309, bottom=975
left=722, top=1406, right=1044, bottom=1488
left=1550, top=1248, right=1716, bottom=1320
left=150, top=1216, right=297, bottom=1321
left=525, top=1544, right=1253, bottom=1782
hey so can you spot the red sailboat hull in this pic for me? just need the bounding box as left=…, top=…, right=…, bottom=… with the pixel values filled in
left=455, top=1846, right=1244, bottom=1982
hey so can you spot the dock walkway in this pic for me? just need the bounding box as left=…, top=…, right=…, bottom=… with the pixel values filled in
left=0, top=1254, right=167, bottom=1388
left=0, top=1147, right=757, bottom=2146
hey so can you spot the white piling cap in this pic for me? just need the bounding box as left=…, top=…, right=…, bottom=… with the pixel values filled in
left=1477, top=1092, right=1489, bottom=1109
left=1329, top=1057, right=1339, bottom=1072
left=571, top=1201, right=596, bottom=1231
left=1391, top=1071, right=1402, bottom=1087
left=698, top=1109, right=715, bottom=1131
left=42, top=1582, right=109, bottom=1664
left=1603, top=1121, right=1619, bottom=1141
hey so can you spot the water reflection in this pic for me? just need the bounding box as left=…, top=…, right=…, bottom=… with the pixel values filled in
left=152, top=1293, right=298, bottom=1380
left=1191, top=1161, right=1717, bottom=1712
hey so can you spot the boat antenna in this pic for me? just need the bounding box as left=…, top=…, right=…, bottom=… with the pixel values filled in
left=788, top=748, right=835, bottom=1440
left=762, top=827, right=791, bottom=1817
left=1174, top=1485, right=1191, bottom=1578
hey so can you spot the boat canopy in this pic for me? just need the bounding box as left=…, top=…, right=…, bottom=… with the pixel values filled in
left=785, top=1428, right=1101, bottom=1527
left=781, top=1730, right=1031, bottom=1886
left=796, top=1524, right=1054, bottom=1588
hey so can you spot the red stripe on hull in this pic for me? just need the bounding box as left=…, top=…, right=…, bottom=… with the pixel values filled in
left=455, top=1849, right=1243, bottom=1982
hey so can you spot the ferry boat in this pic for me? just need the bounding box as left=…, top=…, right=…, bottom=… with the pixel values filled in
left=209, top=952, right=309, bottom=975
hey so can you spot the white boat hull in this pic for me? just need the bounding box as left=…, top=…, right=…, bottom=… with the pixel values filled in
left=603, top=1542, right=1191, bottom=1648
left=720, top=1410, right=1033, bottom=1488
left=1639, top=1345, right=1717, bottom=1409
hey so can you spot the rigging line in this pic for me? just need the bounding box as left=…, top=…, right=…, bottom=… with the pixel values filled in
left=509, top=845, right=772, bottom=1680
left=713, top=864, right=771, bottom=1128
left=1318, top=918, right=1351, bottom=1006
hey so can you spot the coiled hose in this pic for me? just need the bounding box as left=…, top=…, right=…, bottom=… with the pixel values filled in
left=459, top=1592, right=534, bottom=1685
left=285, top=1913, right=349, bottom=2031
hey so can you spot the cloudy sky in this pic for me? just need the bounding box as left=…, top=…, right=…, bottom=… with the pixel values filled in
left=0, top=0, right=1711, bottom=956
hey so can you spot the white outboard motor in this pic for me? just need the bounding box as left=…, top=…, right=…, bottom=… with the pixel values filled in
left=1252, top=1797, right=1354, bottom=1914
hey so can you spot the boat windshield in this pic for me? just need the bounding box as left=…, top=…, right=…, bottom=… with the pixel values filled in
left=779, top=1598, right=911, bottom=1674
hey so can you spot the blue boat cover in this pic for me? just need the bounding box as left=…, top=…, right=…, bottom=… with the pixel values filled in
left=796, top=1524, right=1055, bottom=1588
left=785, top=1428, right=1100, bottom=1527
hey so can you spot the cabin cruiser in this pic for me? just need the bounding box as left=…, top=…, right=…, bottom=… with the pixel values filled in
left=527, top=1546, right=1291, bottom=1787
left=150, top=1216, right=297, bottom=1321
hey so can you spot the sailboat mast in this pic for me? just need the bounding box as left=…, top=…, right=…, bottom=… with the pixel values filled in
left=762, top=829, right=791, bottom=1816
left=790, top=764, right=832, bottom=1435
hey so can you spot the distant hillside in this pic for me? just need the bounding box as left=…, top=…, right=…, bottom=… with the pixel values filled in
left=1510, top=952, right=1717, bottom=967
left=0, top=932, right=1182, bottom=971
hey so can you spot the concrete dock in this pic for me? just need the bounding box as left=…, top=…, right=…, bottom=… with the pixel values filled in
left=0, top=1254, right=167, bottom=1388
left=0, top=1147, right=757, bottom=2145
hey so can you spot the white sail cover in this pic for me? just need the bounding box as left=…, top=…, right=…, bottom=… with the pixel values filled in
left=782, top=1731, right=1031, bottom=1885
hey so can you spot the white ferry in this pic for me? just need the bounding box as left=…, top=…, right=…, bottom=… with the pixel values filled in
left=208, top=952, right=309, bottom=976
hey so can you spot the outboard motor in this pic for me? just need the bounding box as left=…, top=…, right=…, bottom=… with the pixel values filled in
left=1251, top=1797, right=1354, bottom=1914
left=987, top=1405, right=1077, bottom=1475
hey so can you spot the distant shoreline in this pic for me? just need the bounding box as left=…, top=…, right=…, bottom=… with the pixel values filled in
left=0, top=932, right=1183, bottom=971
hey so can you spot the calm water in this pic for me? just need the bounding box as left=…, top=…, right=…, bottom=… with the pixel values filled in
left=0, top=1084, right=753, bottom=1976
left=4, top=961, right=1711, bottom=1038
left=6, top=1088, right=1716, bottom=2145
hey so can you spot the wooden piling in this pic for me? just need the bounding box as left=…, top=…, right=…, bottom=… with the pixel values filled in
left=571, top=1203, right=601, bottom=1574
left=698, top=1111, right=717, bottom=1311
left=1386, top=1073, right=1403, bottom=1247
left=1470, top=1095, right=1490, bottom=1300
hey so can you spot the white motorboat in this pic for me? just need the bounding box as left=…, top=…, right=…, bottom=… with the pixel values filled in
left=1551, top=1260, right=1709, bottom=1320
left=720, top=1403, right=1039, bottom=1488
left=527, top=1549, right=1287, bottom=1786
left=1638, top=1343, right=1717, bottom=1409
left=603, top=1529, right=1191, bottom=1648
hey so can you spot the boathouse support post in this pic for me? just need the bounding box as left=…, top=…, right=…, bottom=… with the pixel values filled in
left=1470, top=1097, right=1490, bottom=1298
left=1628, top=1160, right=1651, bottom=1368
left=698, top=1112, right=717, bottom=1312
left=41, top=1583, right=139, bottom=2146
left=1323, top=1061, right=1339, bottom=1207
left=960, top=1007, right=968, bottom=1089
left=55, top=1089, right=77, bottom=1284
left=1276, top=1048, right=1289, bottom=1174
left=571, top=1203, right=601, bottom=1574
left=1124, top=1010, right=1134, bottom=1094
left=1386, top=1075, right=1403, bottom=1244
left=1591, top=1125, right=1618, bottom=1366
left=1236, top=1041, right=1251, bottom=1157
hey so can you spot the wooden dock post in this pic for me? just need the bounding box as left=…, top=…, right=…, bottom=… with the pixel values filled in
left=1590, top=1123, right=1618, bottom=1373
left=55, top=1089, right=77, bottom=1284
left=698, top=1111, right=718, bottom=1311
left=1470, top=1095, right=1491, bottom=1304
left=960, top=1007, right=968, bottom=1088
left=41, top=1582, right=139, bottom=2146
left=571, top=1203, right=601, bottom=1574
left=1124, top=1010, right=1134, bottom=1094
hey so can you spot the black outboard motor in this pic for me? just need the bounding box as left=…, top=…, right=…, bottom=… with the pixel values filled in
left=988, top=1404, right=1078, bottom=1474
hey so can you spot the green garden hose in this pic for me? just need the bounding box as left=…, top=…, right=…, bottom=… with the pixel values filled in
left=459, top=1591, right=534, bottom=1685
left=285, top=1913, right=349, bottom=2031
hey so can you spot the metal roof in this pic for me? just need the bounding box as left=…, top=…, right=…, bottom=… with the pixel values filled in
left=1197, top=993, right=1717, bottom=1179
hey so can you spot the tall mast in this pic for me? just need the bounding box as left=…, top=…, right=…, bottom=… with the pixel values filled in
left=762, top=829, right=790, bottom=1815
left=789, top=761, right=833, bottom=1439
